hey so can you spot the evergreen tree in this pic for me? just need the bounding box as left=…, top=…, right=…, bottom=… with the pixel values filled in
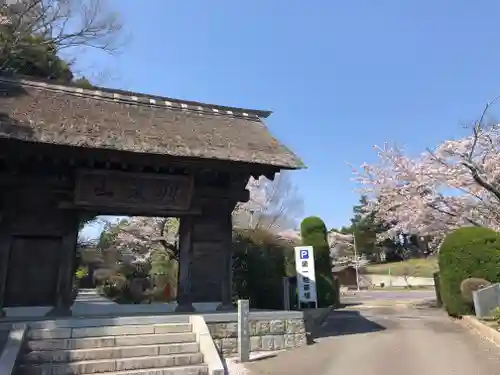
left=347, top=196, right=380, bottom=259
left=300, top=216, right=335, bottom=307
left=0, top=0, right=121, bottom=85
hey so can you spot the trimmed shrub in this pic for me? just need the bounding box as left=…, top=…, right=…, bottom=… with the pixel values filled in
left=438, top=227, right=500, bottom=317
left=460, top=278, right=491, bottom=304
left=492, top=306, right=500, bottom=322
left=232, top=228, right=293, bottom=310
left=300, top=216, right=336, bottom=307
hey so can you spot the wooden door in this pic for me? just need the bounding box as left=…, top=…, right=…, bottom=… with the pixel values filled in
left=4, top=236, right=62, bottom=307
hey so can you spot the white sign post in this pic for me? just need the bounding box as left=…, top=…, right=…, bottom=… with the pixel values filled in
left=294, top=246, right=318, bottom=308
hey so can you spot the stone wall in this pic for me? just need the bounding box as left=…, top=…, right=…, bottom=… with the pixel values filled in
left=205, top=311, right=306, bottom=357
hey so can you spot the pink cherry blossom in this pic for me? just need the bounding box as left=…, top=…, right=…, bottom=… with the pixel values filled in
left=352, top=120, right=500, bottom=240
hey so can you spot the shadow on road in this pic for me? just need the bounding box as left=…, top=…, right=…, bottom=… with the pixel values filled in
left=246, top=310, right=388, bottom=374
left=311, top=310, right=386, bottom=342
left=413, top=299, right=439, bottom=309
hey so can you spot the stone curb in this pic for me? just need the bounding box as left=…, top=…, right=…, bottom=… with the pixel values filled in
left=458, top=315, right=500, bottom=347
left=190, top=316, right=225, bottom=375
left=0, top=323, right=27, bottom=375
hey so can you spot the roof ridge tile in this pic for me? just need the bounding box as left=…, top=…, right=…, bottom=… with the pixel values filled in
left=0, top=76, right=268, bottom=120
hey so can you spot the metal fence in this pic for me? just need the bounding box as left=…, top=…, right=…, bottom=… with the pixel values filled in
left=473, top=283, right=500, bottom=318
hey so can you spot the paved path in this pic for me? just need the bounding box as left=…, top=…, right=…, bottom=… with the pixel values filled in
left=71, top=288, right=118, bottom=315
left=245, top=305, right=500, bottom=375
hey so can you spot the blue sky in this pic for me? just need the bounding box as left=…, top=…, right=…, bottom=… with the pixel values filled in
left=76, top=0, right=500, bottom=234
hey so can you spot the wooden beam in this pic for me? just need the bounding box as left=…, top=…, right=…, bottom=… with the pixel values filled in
left=196, top=186, right=249, bottom=202
left=0, top=139, right=285, bottom=176
left=58, top=202, right=202, bottom=217
left=0, top=173, right=73, bottom=190
left=74, top=169, right=195, bottom=211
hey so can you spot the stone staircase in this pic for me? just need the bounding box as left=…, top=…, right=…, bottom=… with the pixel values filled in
left=15, top=318, right=210, bottom=375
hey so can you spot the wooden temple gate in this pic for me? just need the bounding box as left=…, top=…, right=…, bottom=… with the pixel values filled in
left=0, top=76, right=303, bottom=316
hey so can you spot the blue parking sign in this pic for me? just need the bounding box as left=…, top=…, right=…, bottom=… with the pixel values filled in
left=300, top=249, right=309, bottom=259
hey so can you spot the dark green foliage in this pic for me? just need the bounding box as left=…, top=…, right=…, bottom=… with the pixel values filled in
left=438, top=227, right=500, bottom=317
left=0, top=31, right=73, bottom=81
left=0, top=25, right=94, bottom=87
left=232, top=229, right=293, bottom=310
left=301, top=217, right=328, bottom=243
left=300, top=216, right=335, bottom=307
left=338, top=196, right=392, bottom=261
left=150, top=248, right=178, bottom=301
left=72, top=77, right=95, bottom=89
left=460, top=278, right=491, bottom=304
left=348, top=196, right=378, bottom=257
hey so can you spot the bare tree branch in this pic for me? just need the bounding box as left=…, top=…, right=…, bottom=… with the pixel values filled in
left=156, top=218, right=179, bottom=261
left=0, top=0, right=123, bottom=73
left=233, top=172, right=304, bottom=233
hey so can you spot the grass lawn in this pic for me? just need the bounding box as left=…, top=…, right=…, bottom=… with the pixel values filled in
left=361, top=257, right=438, bottom=278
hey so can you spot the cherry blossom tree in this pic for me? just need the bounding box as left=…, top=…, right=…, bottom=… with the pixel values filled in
left=89, top=217, right=179, bottom=298
left=104, top=217, right=179, bottom=265
left=328, top=231, right=355, bottom=258
left=352, top=99, right=500, bottom=240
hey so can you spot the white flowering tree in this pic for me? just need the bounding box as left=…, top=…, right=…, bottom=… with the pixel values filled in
left=101, top=217, right=179, bottom=266
left=352, top=100, right=500, bottom=241
left=233, top=171, right=304, bottom=233
left=328, top=231, right=355, bottom=258
left=90, top=217, right=179, bottom=301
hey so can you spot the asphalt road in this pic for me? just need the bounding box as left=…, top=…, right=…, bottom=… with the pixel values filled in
left=245, top=306, right=500, bottom=375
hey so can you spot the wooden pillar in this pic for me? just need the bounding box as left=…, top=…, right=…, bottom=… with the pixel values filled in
left=217, top=201, right=235, bottom=310
left=0, top=212, right=12, bottom=317
left=176, top=215, right=195, bottom=312
left=50, top=212, right=80, bottom=316
left=189, top=172, right=249, bottom=308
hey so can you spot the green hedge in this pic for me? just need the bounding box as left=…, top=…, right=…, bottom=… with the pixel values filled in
left=232, top=229, right=294, bottom=310
left=438, top=227, right=500, bottom=317
left=300, top=216, right=335, bottom=307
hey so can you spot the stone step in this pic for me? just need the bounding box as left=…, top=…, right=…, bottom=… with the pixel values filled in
left=23, top=342, right=200, bottom=363
left=17, top=353, right=204, bottom=375
left=26, top=315, right=189, bottom=331
left=82, top=365, right=209, bottom=375
left=28, top=323, right=192, bottom=340
left=25, top=333, right=197, bottom=351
